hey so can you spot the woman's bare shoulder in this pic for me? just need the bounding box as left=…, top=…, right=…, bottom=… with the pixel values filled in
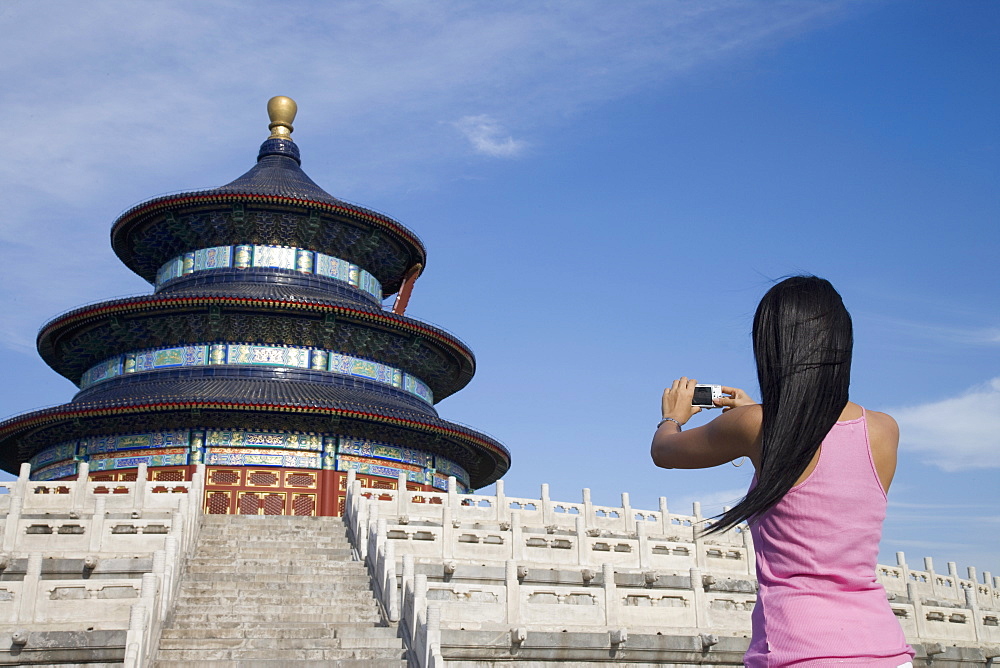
left=866, top=409, right=900, bottom=446
left=865, top=409, right=900, bottom=493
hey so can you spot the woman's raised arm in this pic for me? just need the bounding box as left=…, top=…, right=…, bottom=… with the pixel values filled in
left=650, top=377, right=761, bottom=469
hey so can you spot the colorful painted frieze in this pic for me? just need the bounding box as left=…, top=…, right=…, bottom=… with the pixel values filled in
left=404, top=375, right=434, bottom=404
left=193, top=245, right=232, bottom=272
left=227, top=344, right=310, bottom=368
left=433, top=455, right=470, bottom=486
left=32, top=461, right=78, bottom=481
left=80, top=430, right=191, bottom=455
left=80, top=357, right=122, bottom=388
left=155, top=244, right=382, bottom=300
left=337, top=437, right=434, bottom=467
left=80, top=344, right=432, bottom=404
left=205, top=430, right=323, bottom=452
left=315, top=254, right=351, bottom=282
left=336, top=454, right=428, bottom=484
left=205, top=448, right=321, bottom=469
left=252, top=245, right=297, bottom=270
left=89, top=449, right=189, bottom=471
left=29, top=441, right=79, bottom=469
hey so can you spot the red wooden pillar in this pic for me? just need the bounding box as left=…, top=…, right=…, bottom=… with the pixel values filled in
left=319, top=469, right=338, bottom=516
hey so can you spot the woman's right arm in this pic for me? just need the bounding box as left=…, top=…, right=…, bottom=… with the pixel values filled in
left=650, top=379, right=762, bottom=470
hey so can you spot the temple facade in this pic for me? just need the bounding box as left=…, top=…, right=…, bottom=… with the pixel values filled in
left=0, top=96, right=509, bottom=517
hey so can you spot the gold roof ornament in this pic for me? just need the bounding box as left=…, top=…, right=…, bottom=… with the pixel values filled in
left=267, top=96, right=297, bottom=140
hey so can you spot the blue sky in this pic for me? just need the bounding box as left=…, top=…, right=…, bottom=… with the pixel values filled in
left=1, top=1, right=997, bottom=576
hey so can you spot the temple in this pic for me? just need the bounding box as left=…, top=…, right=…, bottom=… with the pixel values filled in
left=0, top=96, right=509, bottom=516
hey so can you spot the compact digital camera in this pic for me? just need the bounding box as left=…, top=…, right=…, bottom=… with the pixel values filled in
left=692, top=384, right=722, bottom=409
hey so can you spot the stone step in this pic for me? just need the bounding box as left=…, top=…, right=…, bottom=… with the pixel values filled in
left=185, top=563, right=361, bottom=576
left=180, top=579, right=372, bottom=591
left=161, top=624, right=397, bottom=640
left=182, top=572, right=372, bottom=584
left=176, top=592, right=373, bottom=612
left=155, top=660, right=406, bottom=668
left=167, top=611, right=382, bottom=625
left=195, top=540, right=353, bottom=550
left=154, top=648, right=405, bottom=661
left=158, top=635, right=403, bottom=650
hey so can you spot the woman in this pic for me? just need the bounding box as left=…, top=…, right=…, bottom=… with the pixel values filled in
left=650, top=276, right=914, bottom=667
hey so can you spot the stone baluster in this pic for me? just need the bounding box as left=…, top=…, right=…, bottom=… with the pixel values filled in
left=88, top=497, right=107, bottom=553
left=124, top=602, right=147, bottom=668
left=385, top=540, right=399, bottom=622
left=658, top=497, right=669, bottom=536
left=375, top=518, right=388, bottom=579
left=636, top=519, right=649, bottom=570
left=907, top=582, right=927, bottom=639
left=510, top=510, right=523, bottom=562
left=402, top=553, right=415, bottom=617
left=692, top=503, right=706, bottom=568
left=575, top=516, right=588, bottom=567
left=141, top=572, right=157, bottom=610
left=18, top=553, right=42, bottom=623
left=603, top=563, right=618, bottom=627
left=505, top=559, right=521, bottom=625
left=442, top=506, right=454, bottom=560
left=690, top=567, right=707, bottom=629
left=14, top=462, right=30, bottom=504
left=896, top=551, right=911, bottom=590
left=411, top=574, right=427, bottom=650
left=345, top=469, right=357, bottom=518
left=924, top=557, right=938, bottom=598
left=621, top=492, right=633, bottom=532
left=425, top=603, right=442, bottom=668
left=582, top=488, right=594, bottom=533
left=71, top=461, right=90, bottom=512
left=964, top=581, right=981, bottom=642
left=495, top=479, right=506, bottom=522
left=2, top=495, right=23, bottom=553
left=447, top=476, right=458, bottom=510
left=397, top=472, right=408, bottom=517
left=540, top=483, right=551, bottom=525
left=948, top=561, right=960, bottom=602
left=133, top=463, right=148, bottom=511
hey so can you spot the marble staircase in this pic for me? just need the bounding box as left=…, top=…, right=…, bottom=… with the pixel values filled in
left=154, top=514, right=406, bottom=667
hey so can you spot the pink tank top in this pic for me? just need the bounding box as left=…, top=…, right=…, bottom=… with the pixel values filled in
left=744, top=410, right=914, bottom=667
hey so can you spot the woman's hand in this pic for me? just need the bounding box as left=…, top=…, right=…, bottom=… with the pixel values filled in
left=714, top=386, right=756, bottom=412
left=660, top=377, right=703, bottom=426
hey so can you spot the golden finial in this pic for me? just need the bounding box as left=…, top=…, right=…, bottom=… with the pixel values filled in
left=267, top=96, right=297, bottom=140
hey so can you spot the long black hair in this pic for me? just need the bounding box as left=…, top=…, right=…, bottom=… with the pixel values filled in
left=705, top=276, right=853, bottom=535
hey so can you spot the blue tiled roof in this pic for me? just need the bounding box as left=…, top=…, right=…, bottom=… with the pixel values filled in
left=209, top=138, right=347, bottom=204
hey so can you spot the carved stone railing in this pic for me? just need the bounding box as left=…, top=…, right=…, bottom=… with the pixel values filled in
left=345, top=471, right=1000, bottom=665
left=0, top=462, right=204, bottom=667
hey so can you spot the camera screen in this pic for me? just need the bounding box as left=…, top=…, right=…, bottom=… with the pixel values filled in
left=692, top=386, right=713, bottom=406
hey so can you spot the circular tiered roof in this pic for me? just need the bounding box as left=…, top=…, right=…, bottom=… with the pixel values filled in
left=0, top=96, right=510, bottom=488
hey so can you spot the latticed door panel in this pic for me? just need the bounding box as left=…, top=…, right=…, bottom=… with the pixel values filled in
left=262, top=493, right=285, bottom=515
left=208, top=468, right=243, bottom=486
left=238, top=492, right=262, bottom=515
left=206, top=490, right=233, bottom=514
left=246, top=470, right=279, bottom=488
left=291, top=493, right=317, bottom=516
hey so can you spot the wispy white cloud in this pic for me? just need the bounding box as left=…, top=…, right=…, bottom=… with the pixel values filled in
left=454, top=115, right=528, bottom=157
left=892, top=378, right=1000, bottom=471
left=867, top=316, right=1000, bottom=346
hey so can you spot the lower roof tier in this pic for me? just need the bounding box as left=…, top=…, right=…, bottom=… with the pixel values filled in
left=38, top=292, right=475, bottom=402
left=0, top=380, right=509, bottom=488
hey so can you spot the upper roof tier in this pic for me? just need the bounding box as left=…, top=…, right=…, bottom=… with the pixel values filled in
left=111, top=97, right=426, bottom=296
